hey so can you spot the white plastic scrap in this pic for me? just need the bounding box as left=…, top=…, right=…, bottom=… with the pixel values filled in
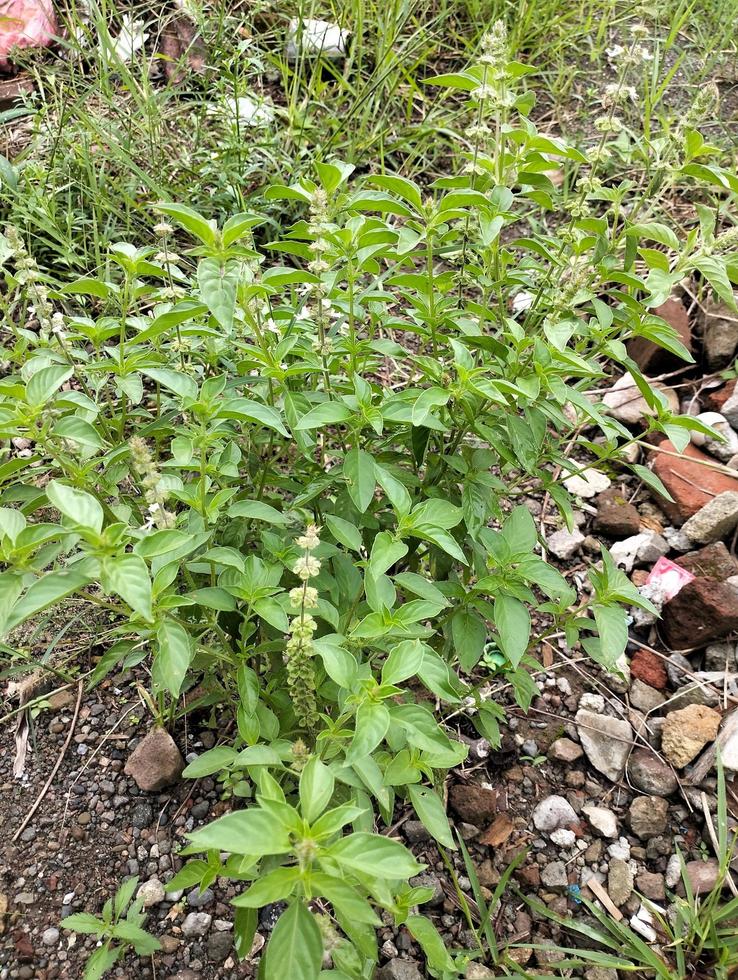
left=104, top=14, right=148, bottom=62
left=629, top=904, right=657, bottom=942
left=286, top=18, right=348, bottom=60
left=224, top=96, right=275, bottom=127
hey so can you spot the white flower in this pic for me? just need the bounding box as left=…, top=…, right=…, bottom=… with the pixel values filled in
left=293, top=555, right=321, bottom=580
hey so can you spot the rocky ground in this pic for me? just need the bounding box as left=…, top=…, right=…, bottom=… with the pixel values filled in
left=3, top=289, right=738, bottom=980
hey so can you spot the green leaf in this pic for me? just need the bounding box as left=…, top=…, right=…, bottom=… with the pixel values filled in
left=324, top=514, right=363, bottom=553
left=112, top=920, right=161, bottom=955
left=368, top=531, right=407, bottom=578
left=62, top=912, right=105, bottom=935
left=494, top=594, right=530, bottom=667
left=263, top=901, right=323, bottom=980
left=343, top=448, right=376, bottom=513
left=182, top=746, right=238, bottom=777
left=406, top=915, right=455, bottom=972
left=381, top=639, right=425, bottom=686
left=156, top=202, right=217, bottom=246
left=25, top=365, right=73, bottom=406
left=232, top=867, right=302, bottom=908
left=407, top=785, right=455, bottom=849
left=501, top=505, right=538, bottom=555
left=46, top=480, right=104, bottom=533
left=300, top=756, right=335, bottom=824
left=328, top=832, right=423, bottom=879
left=218, top=398, right=289, bottom=437
left=451, top=607, right=486, bottom=671
left=102, top=554, right=152, bottom=621
left=234, top=907, right=258, bottom=961
left=346, top=701, right=390, bottom=764
left=424, top=71, right=479, bottom=90
left=198, top=257, right=239, bottom=330
left=295, top=401, right=353, bottom=430
left=5, top=567, right=94, bottom=634
left=309, top=872, right=380, bottom=925
left=627, top=221, right=680, bottom=252
left=141, top=367, right=199, bottom=401
left=228, top=500, right=289, bottom=524
left=152, top=619, right=193, bottom=698
left=188, top=807, right=291, bottom=856
left=82, top=943, right=120, bottom=980
left=592, top=603, right=629, bottom=666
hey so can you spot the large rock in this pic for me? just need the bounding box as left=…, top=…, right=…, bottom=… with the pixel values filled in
left=627, top=748, right=678, bottom=796
left=703, top=298, right=738, bottom=370
left=593, top=489, right=641, bottom=537
left=627, top=297, right=692, bottom=374
left=649, top=439, right=738, bottom=523
left=575, top=709, right=633, bottom=782
left=124, top=727, right=184, bottom=791
left=681, top=492, right=738, bottom=545
left=661, top=577, right=738, bottom=649
left=602, top=372, right=678, bottom=426
left=675, top=541, right=738, bottom=581
left=661, top=704, right=721, bottom=767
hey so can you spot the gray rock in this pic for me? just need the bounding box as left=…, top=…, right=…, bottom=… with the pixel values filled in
left=534, top=941, right=566, bottom=966
left=187, top=887, right=214, bottom=908
left=635, top=531, right=670, bottom=564
left=682, top=492, right=738, bottom=546
left=541, top=860, right=569, bottom=892
left=207, top=931, right=232, bottom=963
left=629, top=796, right=669, bottom=838
left=704, top=300, right=738, bottom=370
left=585, top=968, right=619, bottom=980
left=532, top=795, right=577, bottom=833
left=137, top=879, right=166, bottom=908
left=627, top=749, right=678, bottom=796
left=669, top=681, right=719, bottom=711
left=704, top=641, right=738, bottom=671
left=547, top=527, right=585, bottom=560
left=181, top=912, right=212, bottom=938
left=692, top=412, right=738, bottom=462
left=722, top=391, right=738, bottom=429
left=666, top=652, right=693, bottom=688
left=376, top=961, right=424, bottom=980
left=575, top=709, right=633, bottom=783
left=629, top=679, right=666, bottom=714
left=582, top=805, right=618, bottom=839
left=608, top=858, right=634, bottom=906
left=131, top=802, right=154, bottom=829
left=41, top=927, right=59, bottom=946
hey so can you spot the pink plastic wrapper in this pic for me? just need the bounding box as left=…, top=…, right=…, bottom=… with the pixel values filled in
left=0, top=0, right=57, bottom=71
left=645, top=557, right=695, bottom=601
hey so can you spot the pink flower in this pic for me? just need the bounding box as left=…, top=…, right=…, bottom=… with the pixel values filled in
left=0, top=0, right=57, bottom=71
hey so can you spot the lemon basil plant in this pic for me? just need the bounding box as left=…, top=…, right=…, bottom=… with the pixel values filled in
left=2, top=25, right=736, bottom=980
